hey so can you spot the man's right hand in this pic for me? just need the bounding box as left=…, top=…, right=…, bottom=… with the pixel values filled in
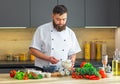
left=49, top=57, right=59, bottom=64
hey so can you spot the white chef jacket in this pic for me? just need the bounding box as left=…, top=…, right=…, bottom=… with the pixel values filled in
left=30, top=22, right=81, bottom=68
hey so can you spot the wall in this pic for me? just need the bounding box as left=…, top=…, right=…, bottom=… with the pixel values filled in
left=115, top=28, right=120, bottom=50
left=0, top=28, right=115, bottom=60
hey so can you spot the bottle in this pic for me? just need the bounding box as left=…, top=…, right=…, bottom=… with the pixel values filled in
left=90, top=41, right=96, bottom=60
left=102, top=41, right=107, bottom=56
left=96, top=41, right=102, bottom=60
left=112, top=59, right=117, bottom=76
left=112, top=49, right=119, bottom=76
left=6, top=53, right=13, bottom=61
left=116, top=60, right=120, bottom=76
left=84, top=41, right=90, bottom=60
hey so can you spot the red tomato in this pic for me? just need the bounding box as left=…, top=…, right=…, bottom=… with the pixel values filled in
left=80, top=62, right=87, bottom=68
left=9, top=70, right=16, bottom=78
left=99, top=69, right=107, bottom=78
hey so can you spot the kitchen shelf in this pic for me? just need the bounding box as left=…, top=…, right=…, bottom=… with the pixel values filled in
left=0, top=61, right=34, bottom=68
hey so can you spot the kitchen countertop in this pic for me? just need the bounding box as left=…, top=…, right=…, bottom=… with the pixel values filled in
left=0, top=74, right=120, bottom=84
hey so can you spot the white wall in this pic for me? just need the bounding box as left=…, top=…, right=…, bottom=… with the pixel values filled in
left=115, top=28, right=120, bottom=50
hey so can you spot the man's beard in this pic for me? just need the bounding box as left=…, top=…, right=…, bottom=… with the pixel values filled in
left=53, top=20, right=66, bottom=32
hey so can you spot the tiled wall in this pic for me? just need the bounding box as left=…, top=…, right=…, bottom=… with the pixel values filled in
left=0, top=28, right=115, bottom=60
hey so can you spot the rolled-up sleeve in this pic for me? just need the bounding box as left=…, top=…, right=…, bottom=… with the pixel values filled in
left=29, top=28, right=42, bottom=51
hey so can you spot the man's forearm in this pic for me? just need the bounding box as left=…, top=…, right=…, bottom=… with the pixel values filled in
left=29, top=47, right=59, bottom=64
left=29, top=47, right=50, bottom=61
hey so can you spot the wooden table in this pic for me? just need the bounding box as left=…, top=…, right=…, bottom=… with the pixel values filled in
left=0, top=74, right=120, bottom=84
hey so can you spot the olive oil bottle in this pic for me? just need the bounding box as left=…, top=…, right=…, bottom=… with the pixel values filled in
left=116, top=60, right=120, bottom=76
left=112, top=59, right=117, bottom=76
left=112, top=49, right=119, bottom=76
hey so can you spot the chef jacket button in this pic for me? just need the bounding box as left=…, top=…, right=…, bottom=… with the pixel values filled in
left=64, top=39, right=66, bottom=41
left=52, top=38, right=54, bottom=40
left=52, top=48, right=54, bottom=50
left=62, top=49, right=64, bottom=51
left=51, top=30, right=53, bottom=32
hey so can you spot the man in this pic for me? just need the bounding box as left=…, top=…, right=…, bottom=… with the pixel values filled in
left=29, top=5, right=81, bottom=71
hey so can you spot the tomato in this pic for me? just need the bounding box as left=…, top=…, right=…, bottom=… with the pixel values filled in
left=80, top=62, right=87, bottom=68
left=9, top=70, right=16, bottom=78
left=99, top=69, right=107, bottom=78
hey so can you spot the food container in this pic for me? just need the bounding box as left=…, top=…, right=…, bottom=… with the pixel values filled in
left=6, top=53, right=13, bottom=61
left=84, top=41, right=90, bottom=60
left=106, top=72, right=112, bottom=78
left=96, top=41, right=102, bottom=60
left=62, top=60, right=72, bottom=69
left=46, top=72, right=51, bottom=78
left=30, top=54, right=35, bottom=61
left=13, top=55, right=19, bottom=61
left=19, top=53, right=26, bottom=61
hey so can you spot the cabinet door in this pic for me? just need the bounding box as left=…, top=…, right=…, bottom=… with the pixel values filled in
left=58, top=0, right=85, bottom=28
left=0, top=0, right=29, bottom=27
left=31, top=0, right=57, bottom=27
left=86, top=0, right=120, bottom=26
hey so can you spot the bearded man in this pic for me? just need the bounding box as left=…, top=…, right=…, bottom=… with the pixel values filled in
left=29, top=5, right=81, bottom=72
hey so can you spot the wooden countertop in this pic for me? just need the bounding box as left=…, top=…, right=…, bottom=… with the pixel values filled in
left=0, top=74, right=120, bottom=84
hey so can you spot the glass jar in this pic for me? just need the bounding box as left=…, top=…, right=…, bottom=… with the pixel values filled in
left=14, top=55, right=19, bottom=61
left=30, top=54, right=35, bottom=61
left=19, top=53, right=26, bottom=61
left=6, top=53, right=13, bottom=61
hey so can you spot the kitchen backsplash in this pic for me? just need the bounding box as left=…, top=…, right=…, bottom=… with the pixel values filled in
left=0, top=28, right=115, bottom=60
left=115, top=28, right=120, bottom=50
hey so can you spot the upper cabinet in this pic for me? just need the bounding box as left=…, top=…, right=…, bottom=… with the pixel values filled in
left=85, top=0, right=120, bottom=26
left=0, top=0, right=120, bottom=28
left=58, top=0, right=85, bottom=28
left=0, top=0, right=29, bottom=27
left=31, top=0, right=85, bottom=28
left=30, top=0, right=57, bottom=27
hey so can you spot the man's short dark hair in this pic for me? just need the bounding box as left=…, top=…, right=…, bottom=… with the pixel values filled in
left=53, top=5, right=67, bottom=15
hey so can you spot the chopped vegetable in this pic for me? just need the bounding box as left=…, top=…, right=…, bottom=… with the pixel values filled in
left=9, top=70, right=17, bottom=78
left=14, top=71, right=25, bottom=80
left=72, top=62, right=101, bottom=80
left=80, top=62, right=87, bottom=68
left=10, top=70, right=43, bottom=80
left=99, top=69, right=107, bottom=78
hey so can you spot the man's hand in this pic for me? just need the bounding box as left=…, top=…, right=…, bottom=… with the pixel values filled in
left=49, top=57, right=59, bottom=64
